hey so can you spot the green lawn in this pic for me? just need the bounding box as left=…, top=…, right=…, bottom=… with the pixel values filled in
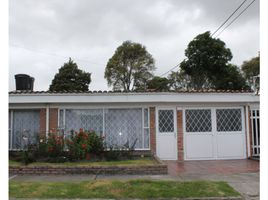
left=9, top=158, right=158, bottom=167
left=9, top=179, right=240, bottom=199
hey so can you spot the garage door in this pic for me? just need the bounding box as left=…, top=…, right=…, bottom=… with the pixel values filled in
left=184, top=107, right=246, bottom=160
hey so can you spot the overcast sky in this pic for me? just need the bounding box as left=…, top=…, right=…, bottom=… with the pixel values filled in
left=9, top=0, right=259, bottom=91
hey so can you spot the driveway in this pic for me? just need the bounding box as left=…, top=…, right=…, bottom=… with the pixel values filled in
left=164, top=159, right=260, bottom=200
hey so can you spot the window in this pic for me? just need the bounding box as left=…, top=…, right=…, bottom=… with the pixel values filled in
left=216, top=109, right=242, bottom=132
left=60, top=108, right=150, bottom=149
left=158, top=110, right=174, bottom=132
left=143, top=108, right=150, bottom=148
left=10, top=110, right=40, bottom=150
left=65, top=109, right=103, bottom=137
left=185, top=109, right=212, bottom=132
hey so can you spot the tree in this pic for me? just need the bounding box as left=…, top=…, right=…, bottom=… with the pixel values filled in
left=104, top=41, right=155, bottom=91
left=49, top=58, right=91, bottom=92
left=179, top=31, right=247, bottom=90
left=147, top=76, right=170, bottom=91
left=168, top=70, right=190, bottom=90
left=241, top=55, right=260, bottom=88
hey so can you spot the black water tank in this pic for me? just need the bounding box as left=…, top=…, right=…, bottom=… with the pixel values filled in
left=15, top=74, right=35, bottom=91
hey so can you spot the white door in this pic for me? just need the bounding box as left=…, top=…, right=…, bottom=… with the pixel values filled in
left=156, top=108, right=177, bottom=160
left=184, top=107, right=246, bottom=160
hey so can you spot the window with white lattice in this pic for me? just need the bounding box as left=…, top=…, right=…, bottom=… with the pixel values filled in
left=65, top=109, right=103, bottom=137
left=158, top=110, right=174, bottom=132
left=216, top=109, right=242, bottom=132
left=9, top=110, right=40, bottom=150
left=59, top=107, right=150, bottom=149
left=185, top=109, right=212, bottom=132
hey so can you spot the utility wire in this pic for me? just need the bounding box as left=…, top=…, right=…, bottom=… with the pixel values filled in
left=215, top=0, right=256, bottom=37
left=10, top=43, right=105, bottom=65
left=160, top=0, right=256, bottom=77
left=159, top=63, right=180, bottom=77
left=211, top=0, right=248, bottom=37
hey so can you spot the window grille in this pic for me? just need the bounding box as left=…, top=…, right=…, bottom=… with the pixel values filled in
left=10, top=110, right=40, bottom=150
left=250, top=109, right=260, bottom=156
left=216, top=109, right=242, bottom=132
left=60, top=107, right=150, bottom=149
left=185, top=109, right=212, bottom=132
left=158, top=110, right=174, bottom=132
left=65, top=109, right=103, bottom=138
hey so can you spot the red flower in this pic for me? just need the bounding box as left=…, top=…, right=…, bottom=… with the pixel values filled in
left=48, top=147, right=54, bottom=152
left=79, top=128, right=83, bottom=133
left=56, top=140, right=62, bottom=145
left=81, top=143, right=87, bottom=150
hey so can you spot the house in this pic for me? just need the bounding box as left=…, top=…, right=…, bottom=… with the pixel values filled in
left=9, top=86, right=260, bottom=161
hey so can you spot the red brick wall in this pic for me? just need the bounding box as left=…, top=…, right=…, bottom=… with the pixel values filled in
left=38, top=108, right=59, bottom=138
left=149, top=107, right=156, bottom=155
left=177, top=110, right=184, bottom=161
left=49, top=108, right=58, bottom=132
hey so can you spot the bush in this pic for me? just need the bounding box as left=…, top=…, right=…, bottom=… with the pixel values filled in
left=104, top=139, right=137, bottom=161
left=47, top=133, right=65, bottom=158
left=66, top=128, right=104, bottom=161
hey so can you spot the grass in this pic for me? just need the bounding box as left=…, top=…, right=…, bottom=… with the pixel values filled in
left=9, top=157, right=158, bottom=167
left=9, top=179, right=240, bottom=199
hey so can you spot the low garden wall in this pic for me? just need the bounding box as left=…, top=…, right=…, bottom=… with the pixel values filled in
left=9, top=164, right=167, bottom=175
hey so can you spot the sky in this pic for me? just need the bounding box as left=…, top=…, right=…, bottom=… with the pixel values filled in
left=9, top=0, right=260, bottom=91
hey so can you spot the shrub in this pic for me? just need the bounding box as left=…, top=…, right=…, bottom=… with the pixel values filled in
left=66, top=128, right=104, bottom=161
left=47, top=133, right=64, bottom=158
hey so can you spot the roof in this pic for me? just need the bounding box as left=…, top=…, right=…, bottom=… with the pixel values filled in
left=9, top=89, right=259, bottom=105
left=9, top=89, right=253, bottom=95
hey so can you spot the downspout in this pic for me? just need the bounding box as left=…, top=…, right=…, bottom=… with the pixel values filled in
left=245, top=104, right=251, bottom=158
left=46, top=104, right=49, bottom=138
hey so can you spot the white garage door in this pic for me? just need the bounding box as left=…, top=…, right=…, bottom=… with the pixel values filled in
left=184, top=107, right=246, bottom=160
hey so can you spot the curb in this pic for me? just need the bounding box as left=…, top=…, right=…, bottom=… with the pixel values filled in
left=9, top=197, right=243, bottom=200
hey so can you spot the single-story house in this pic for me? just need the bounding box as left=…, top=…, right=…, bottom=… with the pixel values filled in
left=8, top=89, right=260, bottom=161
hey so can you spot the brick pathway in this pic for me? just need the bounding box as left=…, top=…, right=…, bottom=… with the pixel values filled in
left=165, top=159, right=259, bottom=176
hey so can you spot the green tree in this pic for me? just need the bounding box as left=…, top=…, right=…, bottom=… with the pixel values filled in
left=49, top=58, right=91, bottom=92
left=147, top=76, right=170, bottom=91
left=241, top=55, right=260, bottom=88
left=180, top=31, right=247, bottom=90
left=104, top=41, right=155, bottom=91
left=168, top=70, right=190, bottom=90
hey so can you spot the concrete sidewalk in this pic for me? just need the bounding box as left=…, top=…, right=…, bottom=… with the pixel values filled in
left=9, top=172, right=259, bottom=200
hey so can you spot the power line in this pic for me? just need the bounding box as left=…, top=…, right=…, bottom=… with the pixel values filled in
left=159, top=63, right=180, bottom=77
left=160, top=0, right=256, bottom=77
left=211, top=0, right=248, bottom=37
left=215, top=0, right=256, bottom=38
left=9, top=43, right=105, bottom=65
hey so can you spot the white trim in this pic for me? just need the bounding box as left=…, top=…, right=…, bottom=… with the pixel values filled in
left=46, top=105, right=49, bottom=138
left=10, top=110, right=14, bottom=150
left=9, top=92, right=259, bottom=104
left=245, top=106, right=251, bottom=157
